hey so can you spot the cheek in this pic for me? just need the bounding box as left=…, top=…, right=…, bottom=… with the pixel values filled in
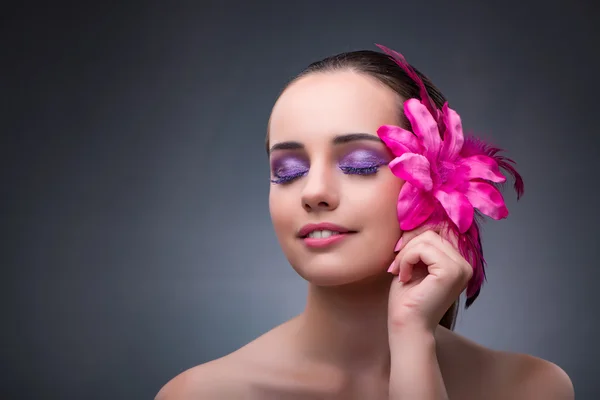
left=348, top=175, right=403, bottom=224
left=371, top=192, right=401, bottom=235
left=269, top=188, right=296, bottom=236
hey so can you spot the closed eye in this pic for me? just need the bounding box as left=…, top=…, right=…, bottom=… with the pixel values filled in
left=339, top=165, right=380, bottom=175
left=272, top=164, right=382, bottom=184
left=271, top=170, right=308, bottom=184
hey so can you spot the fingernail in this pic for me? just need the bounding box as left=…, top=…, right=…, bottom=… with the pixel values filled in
left=387, top=261, right=395, bottom=273
left=394, top=237, right=403, bottom=252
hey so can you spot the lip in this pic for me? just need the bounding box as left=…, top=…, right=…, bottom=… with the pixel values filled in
left=297, top=222, right=354, bottom=238
left=302, top=233, right=354, bottom=248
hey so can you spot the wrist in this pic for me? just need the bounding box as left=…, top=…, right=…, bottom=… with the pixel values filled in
left=388, top=325, right=436, bottom=351
left=388, top=318, right=436, bottom=338
left=388, top=326, right=446, bottom=400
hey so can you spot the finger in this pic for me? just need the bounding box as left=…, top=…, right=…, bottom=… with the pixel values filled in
left=390, top=228, right=453, bottom=276
left=400, top=226, right=466, bottom=270
left=418, top=231, right=473, bottom=281
left=398, top=241, right=471, bottom=287
left=415, top=230, right=464, bottom=267
left=390, top=226, right=472, bottom=279
left=396, top=259, right=431, bottom=283
left=398, top=241, right=446, bottom=283
left=395, top=223, right=442, bottom=253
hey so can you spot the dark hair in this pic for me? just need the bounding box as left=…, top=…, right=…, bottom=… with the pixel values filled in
left=267, top=49, right=459, bottom=330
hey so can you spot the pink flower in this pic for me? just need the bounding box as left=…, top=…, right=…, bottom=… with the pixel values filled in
left=377, top=99, right=509, bottom=234
left=374, top=43, right=524, bottom=305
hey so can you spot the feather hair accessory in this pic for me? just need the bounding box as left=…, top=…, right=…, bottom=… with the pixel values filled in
left=375, top=44, right=524, bottom=306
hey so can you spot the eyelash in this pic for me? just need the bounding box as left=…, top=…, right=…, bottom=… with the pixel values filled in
left=271, top=171, right=308, bottom=184
left=271, top=165, right=380, bottom=185
left=339, top=165, right=379, bottom=175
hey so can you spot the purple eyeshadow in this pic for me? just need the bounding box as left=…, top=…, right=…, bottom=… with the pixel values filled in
left=339, top=149, right=389, bottom=168
left=270, top=148, right=390, bottom=184
left=271, top=156, right=309, bottom=178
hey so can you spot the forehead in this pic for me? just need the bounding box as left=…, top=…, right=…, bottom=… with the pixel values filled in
left=269, top=71, right=402, bottom=144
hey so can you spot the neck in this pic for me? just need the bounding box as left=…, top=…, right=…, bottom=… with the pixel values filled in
left=296, top=272, right=395, bottom=375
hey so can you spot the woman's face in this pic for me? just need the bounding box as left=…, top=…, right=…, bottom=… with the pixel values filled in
left=268, top=71, right=405, bottom=286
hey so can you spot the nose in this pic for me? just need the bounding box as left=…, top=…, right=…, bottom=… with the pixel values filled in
left=301, top=162, right=340, bottom=212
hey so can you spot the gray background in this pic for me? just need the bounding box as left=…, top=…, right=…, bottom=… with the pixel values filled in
left=2, top=1, right=599, bottom=399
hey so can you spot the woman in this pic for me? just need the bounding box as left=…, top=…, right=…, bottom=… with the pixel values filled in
left=157, top=45, right=574, bottom=399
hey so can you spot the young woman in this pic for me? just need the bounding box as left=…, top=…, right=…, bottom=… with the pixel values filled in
left=157, top=45, right=574, bottom=399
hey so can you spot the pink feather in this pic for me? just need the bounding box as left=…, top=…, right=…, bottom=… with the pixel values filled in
left=377, top=45, right=525, bottom=307
left=375, top=44, right=439, bottom=122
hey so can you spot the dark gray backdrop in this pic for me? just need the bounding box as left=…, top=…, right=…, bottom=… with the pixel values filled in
left=3, top=1, right=599, bottom=399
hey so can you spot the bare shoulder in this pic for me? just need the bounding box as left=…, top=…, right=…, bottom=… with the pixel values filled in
left=437, top=327, right=574, bottom=400
left=154, top=355, right=249, bottom=400
left=490, top=348, right=574, bottom=399
left=155, top=318, right=303, bottom=400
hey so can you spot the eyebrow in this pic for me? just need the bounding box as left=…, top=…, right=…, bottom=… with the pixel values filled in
left=268, top=133, right=383, bottom=154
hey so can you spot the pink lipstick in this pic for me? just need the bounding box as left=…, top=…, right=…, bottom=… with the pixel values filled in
left=297, top=222, right=357, bottom=249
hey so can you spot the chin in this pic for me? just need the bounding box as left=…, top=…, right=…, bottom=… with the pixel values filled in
left=289, top=257, right=385, bottom=287
left=279, top=233, right=398, bottom=286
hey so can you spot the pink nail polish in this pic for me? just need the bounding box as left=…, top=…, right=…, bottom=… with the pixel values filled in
left=387, top=261, right=395, bottom=273
left=394, top=237, right=403, bottom=252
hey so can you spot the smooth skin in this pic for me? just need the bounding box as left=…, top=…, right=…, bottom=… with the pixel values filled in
left=156, top=71, right=574, bottom=399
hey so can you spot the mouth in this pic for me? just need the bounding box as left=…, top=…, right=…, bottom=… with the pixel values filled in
left=297, top=223, right=358, bottom=239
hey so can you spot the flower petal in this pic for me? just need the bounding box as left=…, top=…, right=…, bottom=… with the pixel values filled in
left=440, top=103, right=464, bottom=161
left=377, top=125, right=422, bottom=155
left=389, top=153, right=433, bottom=191
left=404, top=99, right=442, bottom=159
left=434, top=189, right=474, bottom=233
left=460, top=155, right=506, bottom=183
left=465, top=181, right=508, bottom=220
left=397, top=183, right=436, bottom=231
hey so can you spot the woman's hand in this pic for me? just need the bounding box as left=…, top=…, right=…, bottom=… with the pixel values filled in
left=386, top=227, right=472, bottom=399
left=387, top=227, right=472, bottom=334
